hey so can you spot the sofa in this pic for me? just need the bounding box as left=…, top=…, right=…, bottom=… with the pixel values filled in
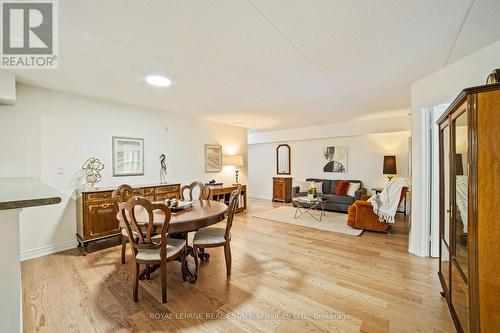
left=292, top=178, right=366, bottom=213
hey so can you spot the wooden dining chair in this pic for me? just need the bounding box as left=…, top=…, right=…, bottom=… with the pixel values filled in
left=192, top=187, right=240, bottom=278
left=180, top=181, right=211, bottom=200
left=112, top=184, right=136, bottom=264
left=123, top=196, right=187, bottom=303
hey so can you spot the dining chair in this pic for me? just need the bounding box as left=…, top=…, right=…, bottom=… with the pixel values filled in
left=192, top=187, right=240, bottom=278
left=180, top=181, right=211, bottom=200
left=112, top=184, right=136, bottom=264
left=123, top=196, right=187, bottom=303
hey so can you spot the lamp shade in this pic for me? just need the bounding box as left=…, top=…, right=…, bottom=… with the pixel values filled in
left=222, top=154, right=244, bottom=167
left=383, top=155, right=397, bottom=175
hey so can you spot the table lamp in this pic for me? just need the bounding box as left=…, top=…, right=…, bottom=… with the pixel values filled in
left=223, top=155, right=244, bottom=184
left=383, top=155, right=397, bottom=181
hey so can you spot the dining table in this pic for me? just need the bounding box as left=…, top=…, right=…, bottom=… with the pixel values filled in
left=117, top=199, right=228, bottom=282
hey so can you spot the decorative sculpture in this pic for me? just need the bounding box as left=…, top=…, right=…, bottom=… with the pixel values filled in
left=159, top=154, right=167, bottom=184
left=82, top=157, right=104, bottom=188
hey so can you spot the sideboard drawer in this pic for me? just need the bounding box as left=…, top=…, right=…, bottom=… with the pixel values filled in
left=133, top=189, right=144, bottom=196
left=144, top=187, right=155, bottom=195
left=155, top=192, right=179, bottom=201
left=85, top=192, right=112, bottom=201
left=155, top=185, right=180, bottom=194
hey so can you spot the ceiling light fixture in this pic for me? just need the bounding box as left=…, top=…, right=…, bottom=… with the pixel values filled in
left=146, top=75, right=171, bottom=87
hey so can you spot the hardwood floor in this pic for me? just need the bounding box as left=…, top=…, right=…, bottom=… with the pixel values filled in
left=22, top=198, right=454, bottom=332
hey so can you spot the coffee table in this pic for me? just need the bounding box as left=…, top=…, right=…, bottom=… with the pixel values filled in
left=293, top=196, right=327, bottom=222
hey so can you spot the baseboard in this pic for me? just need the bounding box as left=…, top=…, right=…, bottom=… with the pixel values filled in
left=20, top=240, right=77, bottom=262
left=248, top=193, right=272, bottom=200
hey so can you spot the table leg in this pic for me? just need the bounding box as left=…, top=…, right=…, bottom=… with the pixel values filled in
left=293, top=200, right=324, bottom=222
left=198, top=248, right=210, bottom=261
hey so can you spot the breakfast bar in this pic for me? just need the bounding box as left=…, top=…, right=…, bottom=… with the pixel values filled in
left=0, top=178, right=61, bottom=333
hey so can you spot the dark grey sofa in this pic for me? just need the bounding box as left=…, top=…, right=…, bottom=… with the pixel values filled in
left=292, top=178, right=366, bottom=213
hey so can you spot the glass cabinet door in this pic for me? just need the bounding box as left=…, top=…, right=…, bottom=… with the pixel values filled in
left=439, top=124, right=451, bottom=292
left=451, top=106, right=469, bottom=332
left=452, top=109, right=468, bottom=279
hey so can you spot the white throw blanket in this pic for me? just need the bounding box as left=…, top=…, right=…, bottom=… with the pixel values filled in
left=455, top=175, right=468, bottom=233
left=367, top=178, right=410, bottom=224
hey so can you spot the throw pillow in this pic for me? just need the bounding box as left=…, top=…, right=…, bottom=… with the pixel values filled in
left=347, top=182, right=361, bottom=197
left=297, top=181, right=309, bottom=193
left=342, top=182, right=350, bottom=195
left=335, top=181, right=345, bottom=195
left=313, top=181, right=323, bottom=194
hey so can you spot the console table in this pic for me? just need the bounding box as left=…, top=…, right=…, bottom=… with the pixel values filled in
left=208, top=184, right=247, bottom=213
left=76, top=183, right=180, bottom=254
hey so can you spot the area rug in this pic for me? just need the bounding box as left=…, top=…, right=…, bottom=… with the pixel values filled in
left=252, top=206, right=363, bottom=236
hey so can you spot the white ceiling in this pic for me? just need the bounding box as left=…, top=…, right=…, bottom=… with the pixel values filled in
left=9, top=0, right=500, bottom=130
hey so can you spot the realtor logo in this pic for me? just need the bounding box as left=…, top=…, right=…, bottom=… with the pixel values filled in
left=1, top=0, right=58, bottom=68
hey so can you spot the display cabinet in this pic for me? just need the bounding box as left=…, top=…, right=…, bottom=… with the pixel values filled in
left=437, top=83, right=500, bottom=332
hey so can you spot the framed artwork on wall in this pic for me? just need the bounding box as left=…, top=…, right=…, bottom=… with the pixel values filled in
left=205, top=144, right=222, bottom=172
left=112, top=136, right=144, bottom=176
left=322, top=146, right=347, bottom=173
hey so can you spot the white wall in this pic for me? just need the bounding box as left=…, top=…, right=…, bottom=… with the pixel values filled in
left=410, top=39, right=500, bottom=257
left=0, top=71, right=15, bottom=105
left=0, top=84, right=247, bottom=259
left=249, top=114, right=410, bottom=144
left=248, top=131, right=410, bottom=199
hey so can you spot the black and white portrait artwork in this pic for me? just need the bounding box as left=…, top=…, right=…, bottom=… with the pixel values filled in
left=322, top=146, right=347, bottom=173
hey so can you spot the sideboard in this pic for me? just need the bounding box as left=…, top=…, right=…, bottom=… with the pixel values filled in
left=76, top=183, right=180, bottom=255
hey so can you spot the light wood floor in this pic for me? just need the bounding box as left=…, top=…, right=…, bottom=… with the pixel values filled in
left=22, top=199, right=454, bottom=332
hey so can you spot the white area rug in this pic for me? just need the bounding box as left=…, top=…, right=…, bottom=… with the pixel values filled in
left=252, top=206, right=363, bottom=236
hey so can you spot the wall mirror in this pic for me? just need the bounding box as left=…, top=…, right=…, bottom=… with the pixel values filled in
left=276, top=144, right=291, bottom=174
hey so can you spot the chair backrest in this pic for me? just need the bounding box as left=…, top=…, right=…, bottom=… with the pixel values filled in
left=112, top=184, right=135, bottom=228
left=112, top=183, right=135, bottom=203
left=398, top=187, right=409, bottom=206
left=224, top=187, right=241, bottom=240
left=124, top=197, right=172, bottom=258
left=180, top=181, right=211, bottom=200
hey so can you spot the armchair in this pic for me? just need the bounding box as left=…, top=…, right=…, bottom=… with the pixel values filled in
left=347, top=187, right=408, bottom=233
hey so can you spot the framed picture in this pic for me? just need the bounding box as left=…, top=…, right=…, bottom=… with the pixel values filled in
left=322, top=146, right=347, bottom=173
left=112, top=136, right=144, bottom=176
left=205, top=144, right=222, bottom=172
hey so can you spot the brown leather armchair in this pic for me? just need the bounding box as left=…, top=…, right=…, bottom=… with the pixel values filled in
left=347, top=187, right=408, bottom=233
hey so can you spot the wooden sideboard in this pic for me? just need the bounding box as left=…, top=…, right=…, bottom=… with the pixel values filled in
left=76, top=183, right=180, bottom=254
left=272, top=177, right=292, bottom=203
left=208, top=184, right=247, bottom=213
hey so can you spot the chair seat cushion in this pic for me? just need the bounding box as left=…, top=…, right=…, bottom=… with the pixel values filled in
left=193, top=227, right=228, bottom=246
left=135, top=238, right=185, bottom=261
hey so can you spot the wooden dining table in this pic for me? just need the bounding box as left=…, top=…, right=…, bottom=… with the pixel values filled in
left=117, top=199, right=228, bottom=282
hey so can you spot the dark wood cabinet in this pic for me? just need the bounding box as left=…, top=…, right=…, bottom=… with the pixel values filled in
left=272, top=177, right=292, bottom=203
left=437, top=83, right=500, bottom=332
left=76, top=183, right=180, bottom=254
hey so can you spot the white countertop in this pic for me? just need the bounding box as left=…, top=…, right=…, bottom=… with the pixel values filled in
left=0, top=177, right=62, bottom=210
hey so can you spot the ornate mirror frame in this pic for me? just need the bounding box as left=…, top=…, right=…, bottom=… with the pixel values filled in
left=276, top=144, right=291, bottom=175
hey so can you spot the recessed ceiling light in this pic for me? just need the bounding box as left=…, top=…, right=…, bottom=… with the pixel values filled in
left=146, top=75, right=171, bottom=87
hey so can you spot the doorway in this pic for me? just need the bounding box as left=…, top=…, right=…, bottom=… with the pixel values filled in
left=429, top=102, right=451, bottom=257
